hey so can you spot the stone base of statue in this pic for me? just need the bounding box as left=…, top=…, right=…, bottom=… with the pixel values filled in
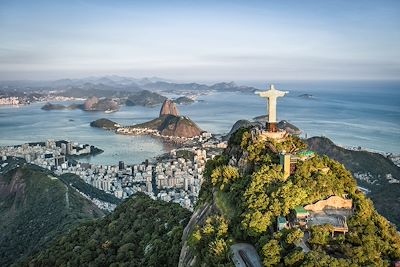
left=259, top=130, right=289, bottom=142
left=267, top=122, right=278, bottom=132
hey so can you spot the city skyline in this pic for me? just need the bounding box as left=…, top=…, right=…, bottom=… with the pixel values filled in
left=1, top=0, right=399, bottom=81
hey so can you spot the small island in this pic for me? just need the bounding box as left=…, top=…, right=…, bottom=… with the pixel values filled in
left=174, top=96, right=195, bottom=105
left=298, top=93, right=314, bottom=99
left=90, top=118, right=121, bottom=130
left=41, top=102, right=80, bottom=111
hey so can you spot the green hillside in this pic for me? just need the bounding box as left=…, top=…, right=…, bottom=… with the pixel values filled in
left=0, top=162, right=104, bottom=266
left=186, top=128, right=400, bottom=266
left=21, top=193, right=192, bottom=267
left=307, top=136, right=400, bottom=227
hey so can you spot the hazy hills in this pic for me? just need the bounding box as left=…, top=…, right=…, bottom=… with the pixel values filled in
left=125, top=90, right=167, bottom=107
left=0, top=76, right=259, bottom=95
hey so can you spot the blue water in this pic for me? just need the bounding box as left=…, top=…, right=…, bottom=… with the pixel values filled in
left=0, top=80, right=399, bottom=164
left=0, top=103, right=168, bottom=165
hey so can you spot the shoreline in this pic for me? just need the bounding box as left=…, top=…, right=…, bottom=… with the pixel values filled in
left=115, top=127, right=203, bottom=144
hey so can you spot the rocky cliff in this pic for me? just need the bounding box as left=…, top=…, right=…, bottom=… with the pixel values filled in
left=83, top=96, right=99, bottom=110
left=159, top=115, right=202, bottom=138
left=160, top=99, right=179, bottom=116
left=134, top=99, right=202, bottom=138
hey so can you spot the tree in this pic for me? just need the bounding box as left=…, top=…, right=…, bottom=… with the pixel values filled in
left=262, top=239, right=281, bottom=266
left=285, top=229, right=304, bottom=245
left=284, top=248, right=305, bottom=266
left=308, top=226, right=332, bottom=247
left=209, top=239, right=228, bottom=258
left=211, top=165, right=240, bottom=191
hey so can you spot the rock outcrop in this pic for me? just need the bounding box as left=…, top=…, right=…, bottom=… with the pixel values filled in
left=83, top=96, right=99, bottom=110
left=159, top=115, right=202, bottom=138
left=133, top=99, right=202, bottom=138
left=224, top=118, right=301, bottom=140
left=134, top=115, right=202, bottom=138
left=304, top=196, right=353, bottom=212
left=83, top=96, right=119, bottom=111
left=277, top=120, right=301, bottom=135
left=160, top=99, right=179, bottom=116
left=223, top=119, right=262, bottom=140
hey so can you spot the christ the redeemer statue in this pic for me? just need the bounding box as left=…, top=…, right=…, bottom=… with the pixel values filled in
left=256, top=84, right=288, bottom=132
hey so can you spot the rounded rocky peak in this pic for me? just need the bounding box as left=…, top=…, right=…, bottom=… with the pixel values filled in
left=84, top=96, right=99, bottom=110
left=159, top=99, right=179, bottom=117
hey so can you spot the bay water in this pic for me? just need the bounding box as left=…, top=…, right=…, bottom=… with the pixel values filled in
left=0, top=80, right=398, bottom=165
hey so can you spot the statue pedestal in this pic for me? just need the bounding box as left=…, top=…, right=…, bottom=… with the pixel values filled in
left=267, top=122, right=277, bottom=132
left=259, top=130, right=288, bottom=142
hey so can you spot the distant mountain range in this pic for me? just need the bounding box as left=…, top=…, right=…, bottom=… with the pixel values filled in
left=0, top=76, right=259, bottom=94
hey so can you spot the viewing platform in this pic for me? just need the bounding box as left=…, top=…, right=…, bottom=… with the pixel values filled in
left=258, top=130, right=289, bottom=142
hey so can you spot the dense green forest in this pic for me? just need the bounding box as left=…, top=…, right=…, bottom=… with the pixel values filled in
left=0, top=163, right=104, bottom=266
left=20, top=193, right=192, bottom=267
left=307, top=136, right=400, bottom=227
left=189, top=128, right=400, bottom=266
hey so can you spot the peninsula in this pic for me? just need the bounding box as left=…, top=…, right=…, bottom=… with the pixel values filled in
left=91, top=99, right=206, bottom=143
left=118, top=99, right=203, bottom=140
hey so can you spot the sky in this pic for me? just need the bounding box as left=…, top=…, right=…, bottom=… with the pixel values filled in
left=0, top=0, right=399, bottom=81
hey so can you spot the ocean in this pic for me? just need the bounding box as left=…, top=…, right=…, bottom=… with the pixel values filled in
left=0, top=80, right=399, bottom=165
